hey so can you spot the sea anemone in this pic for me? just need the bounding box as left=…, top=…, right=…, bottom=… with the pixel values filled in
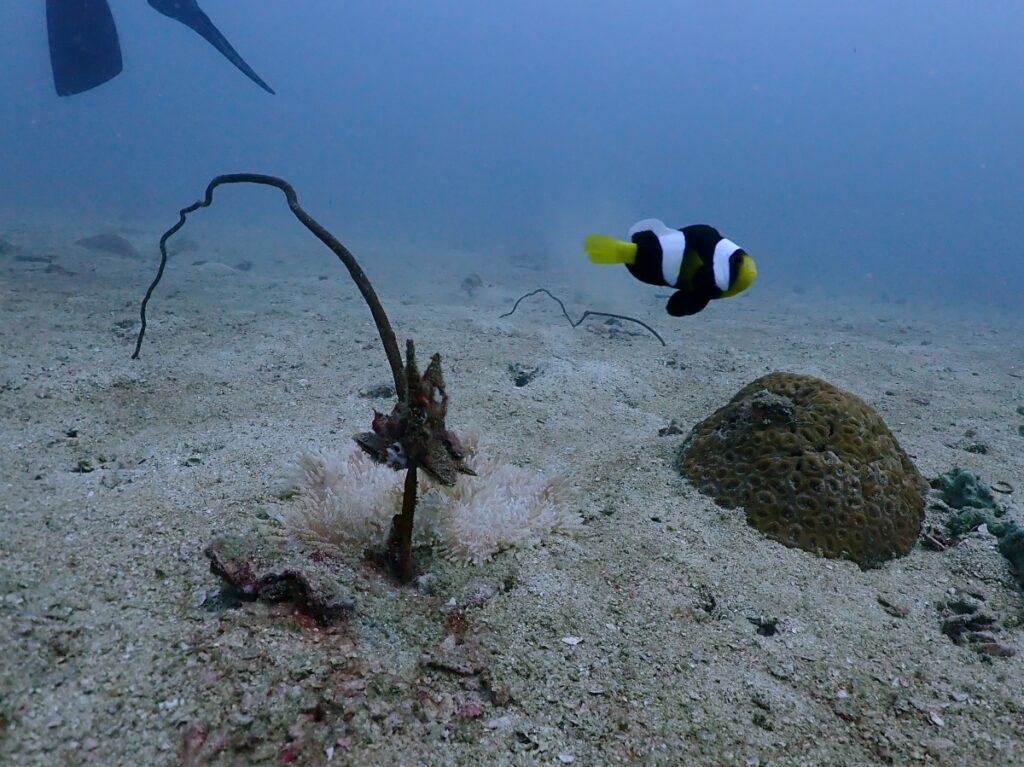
left=427, top=446, right=576, bottom=564
left=281, top=436, right=577, bottom=563
left=284, top=450, right=404, bottom=548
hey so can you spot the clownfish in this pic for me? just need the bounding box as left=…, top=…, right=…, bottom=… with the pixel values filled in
left=584, top=219, right=757, bottom=316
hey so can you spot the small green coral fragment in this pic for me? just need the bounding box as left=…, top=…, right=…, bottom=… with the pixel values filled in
left=997, top=527, right=1024, bottom=586
left=931, top=467, right=1006, bottom=537
left=931, top=468, right=1023, bottom=591
left=946, top=509, right=996, bottom=538
left=930, top=467, right=1002, bottom=512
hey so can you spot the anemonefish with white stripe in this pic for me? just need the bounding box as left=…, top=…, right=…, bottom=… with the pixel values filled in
left=584, top=219, right=757, bottom=316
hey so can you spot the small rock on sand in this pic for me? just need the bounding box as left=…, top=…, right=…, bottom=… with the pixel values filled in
left=75, top=233, right=140, bottom=259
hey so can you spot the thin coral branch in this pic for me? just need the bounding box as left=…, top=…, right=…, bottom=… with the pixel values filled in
left=131, top=173, right=406, bottom=399
left=500, top=287, right=666, bottom=346
left=386, top=462, right=419, bottom=583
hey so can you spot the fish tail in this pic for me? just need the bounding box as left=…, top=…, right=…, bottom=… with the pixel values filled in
left=584, top=234, right=638, bottom=265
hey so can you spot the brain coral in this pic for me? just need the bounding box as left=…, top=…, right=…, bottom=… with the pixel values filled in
left=677, top=372, right=926, bottom=565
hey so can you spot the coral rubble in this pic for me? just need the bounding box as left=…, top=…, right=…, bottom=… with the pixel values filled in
left=205, top=536, right=354, bottom=624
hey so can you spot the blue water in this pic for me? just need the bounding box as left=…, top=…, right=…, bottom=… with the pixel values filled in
left=2, top=1, right=1022, bottom=308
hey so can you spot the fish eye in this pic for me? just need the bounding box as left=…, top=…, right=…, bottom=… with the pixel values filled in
left=730, top=251, right=744, bottom=267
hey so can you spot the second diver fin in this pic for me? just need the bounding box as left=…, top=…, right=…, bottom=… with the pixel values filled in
left=147, top=0, right=275, bottom=94
left=47, top=0, right=123, bottom=96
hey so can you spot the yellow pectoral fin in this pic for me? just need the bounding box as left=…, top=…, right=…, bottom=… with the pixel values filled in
left=584, top=234, right=638, bottom=265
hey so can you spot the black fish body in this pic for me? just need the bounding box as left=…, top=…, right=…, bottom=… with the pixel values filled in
left=584, top=219, right=757, bottom=316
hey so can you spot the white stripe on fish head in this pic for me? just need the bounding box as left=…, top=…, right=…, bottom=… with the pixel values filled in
left=713, top=238, right=740, bottom=292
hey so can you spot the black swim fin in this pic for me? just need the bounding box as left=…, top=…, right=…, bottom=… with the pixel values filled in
left=147, top=0, right=274, bottom=94
left=47, top=0, right=124, bottom=96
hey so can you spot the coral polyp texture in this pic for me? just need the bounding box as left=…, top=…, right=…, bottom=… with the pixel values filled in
left=283, top=437, right=577, bottom=564
left=677, top=372, right=927, bottom=566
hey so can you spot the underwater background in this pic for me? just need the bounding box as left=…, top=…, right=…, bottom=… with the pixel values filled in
left=4, top=4, right=1024, bottom=765
left=2, top=0, right=1022, bottom=310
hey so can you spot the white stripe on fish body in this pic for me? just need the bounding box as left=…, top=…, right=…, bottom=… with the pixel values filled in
left=658, top=229, right=686, bottom=286
left=713, top=238, right=740, bottom=291
left=628, top=219, right=686, bottom=286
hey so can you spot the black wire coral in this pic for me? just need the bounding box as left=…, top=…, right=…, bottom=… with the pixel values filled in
left=133, top=173, right=472, bottom=582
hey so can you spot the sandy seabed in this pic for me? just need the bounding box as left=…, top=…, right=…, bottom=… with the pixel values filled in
left=1, top=215, right=1023, bottom=767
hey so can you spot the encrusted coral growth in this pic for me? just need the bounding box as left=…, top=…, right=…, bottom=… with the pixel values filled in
left=677, top=372, right=927, bottom=566
left=282, top=437, right=577, bottom=564
left=354, top=350, right=472, bottom=485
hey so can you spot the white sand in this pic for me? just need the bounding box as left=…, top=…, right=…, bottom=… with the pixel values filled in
left=1, top=216, right=1023, bottom=766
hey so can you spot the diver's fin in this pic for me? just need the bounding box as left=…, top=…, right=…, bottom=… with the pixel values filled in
left=147, top=0, right=275, bottom=94
left=584, top=234, right=638, bottom=265
left=666, top=290, right=710, bottom=317
left=47, top=0, right=123, bottom=96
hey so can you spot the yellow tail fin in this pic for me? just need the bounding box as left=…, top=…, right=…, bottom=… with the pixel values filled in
left=584, top=234, right=638, bottom=265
